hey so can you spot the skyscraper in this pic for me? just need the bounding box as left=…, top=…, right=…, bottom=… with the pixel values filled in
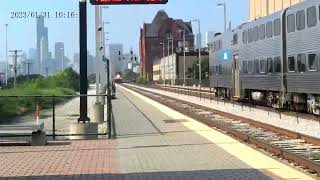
left=36, top=15, right=44, bottom=74
left=196, top=33, right=202, bottom=50
left=28, top=48, right=37, bottom=74
left=36, top=15, right=49, bottom=75
left=55, top=42, right=65, bottom=71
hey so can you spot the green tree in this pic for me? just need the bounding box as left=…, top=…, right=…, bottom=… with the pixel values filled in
left=123, top=69, right=138, bottom=82
left=187, top=59, right=209, bottom=80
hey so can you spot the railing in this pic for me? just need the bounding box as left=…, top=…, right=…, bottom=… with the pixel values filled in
left=162, top=79, right=210, bottom=87
left=0, top=94, right=115, bottom=140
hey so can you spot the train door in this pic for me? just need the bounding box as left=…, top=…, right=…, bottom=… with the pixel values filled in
left=232, top=54, right=241, bottom=98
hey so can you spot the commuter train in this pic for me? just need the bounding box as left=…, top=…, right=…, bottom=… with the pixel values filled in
left=113, top=72, right=123, bottom=83
left=209, top=0, right=320, bottom=115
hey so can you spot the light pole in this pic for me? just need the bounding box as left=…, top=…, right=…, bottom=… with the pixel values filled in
left=160, top=42, right=165, bottom=83
left=167, top=37, right=173, bottom=85
left=171, top=38, right=174, bottom=85
left=192, top=19, right=201, bottom=87
left=179, top=30, right=186, bottom=86
left=217, top=1, right=227, bottom=32
left=5, top=24, right=8, bottom=86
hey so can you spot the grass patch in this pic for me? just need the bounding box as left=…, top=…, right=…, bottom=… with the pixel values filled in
left=0, top=68, right=79, bottom=118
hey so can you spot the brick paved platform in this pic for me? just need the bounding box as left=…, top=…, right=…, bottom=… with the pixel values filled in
left=0, top=85, right=316, bottom=180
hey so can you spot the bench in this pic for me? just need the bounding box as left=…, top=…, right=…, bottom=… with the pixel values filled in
left=0, top=121, right=47, bottom=146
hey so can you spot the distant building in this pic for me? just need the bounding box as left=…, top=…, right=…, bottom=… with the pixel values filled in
left=73, top=52, right=95, bottom=76
left=249, top=0, right=304, bottom=21
left=55, top=42, right=65, bottom=71
left=28, top=48, right=37, bottom=74
left=152, top=59, right=162, bottom=82
left=40, top=27, right=49, bottom=76
left=206, top=31, right=216, bottom=46
left=195, top=33, right=202, bottom=50
left=108, top=44, right=123, bottom=77
left=36, top=15, right=49, bottom=75
left=139, top=10, right=194, bottom=80
left=160, top=51, right=209, bottom=85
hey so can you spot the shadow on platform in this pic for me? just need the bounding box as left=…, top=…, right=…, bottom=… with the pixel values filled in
left=4, top=169, right=273, bottom=180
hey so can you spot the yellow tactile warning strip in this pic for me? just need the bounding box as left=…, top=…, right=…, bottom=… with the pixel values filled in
left=119, top=85, right=316, bottom=180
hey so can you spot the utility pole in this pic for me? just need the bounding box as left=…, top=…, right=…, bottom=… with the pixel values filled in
left=179, top=30, right=186, bottom=86
left=23, top=60, right=33, bottom=76
left=167, top=39, right=170, bottom=85
left=171, top=38, right=174, bottom=85
left=5, top=24, right=8, bottom=86
left=160, top=42, right=164, bottom=83
left=9, top=50, right=22, bottom=88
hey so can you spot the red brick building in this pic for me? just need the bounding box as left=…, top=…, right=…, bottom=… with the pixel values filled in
left=139, top=10, right=194, bottom=80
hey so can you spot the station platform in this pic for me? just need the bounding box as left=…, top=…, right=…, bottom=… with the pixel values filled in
left=0, top=85, right=315, bottom=179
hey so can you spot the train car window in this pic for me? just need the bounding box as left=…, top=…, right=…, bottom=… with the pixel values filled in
left=260, top=59, right=267, bottom=73
left=307, top=6, right=317, bottom=27
left=242, top=31, right=247, bottom=44
left=253, top=26, right=259, bottom=42
left=297, top=54, right=306, bottom=72
left=259, top=24, right=266, bottom=40
left=215, top=66, right=219, bottom=75
left=218, top=64, right=223, bottom=75
left=274, top=57, right=281, bottom=73
left=266, top=21, right=273, bottom=38
left=308, top=54, right=318, bottom=71
left=248, top=28, right=253, bottom=43
left=233, top=33, right=238, bottom=45
left=296, top=10, right=305, bottom=30
left=242, top=61, right=248, bottom=73
left=248, top=61, right=254, bottom=74
left=288, top=56, right=296, bottom=72
left=267, top=58, right=274, bottom=73
left=274, top=19, right=281, bottom=36
left=287, top=14, right=295, bottom=33
left=254, top=59, right=260, bottom=74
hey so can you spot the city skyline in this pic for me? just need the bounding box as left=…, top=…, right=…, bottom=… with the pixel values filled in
left=0, top=0, right=249, bottom=63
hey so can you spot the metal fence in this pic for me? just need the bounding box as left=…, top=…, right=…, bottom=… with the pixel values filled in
left=0, top=94, right=114, bottom=140
left=160, top=79, right=210, bottom=87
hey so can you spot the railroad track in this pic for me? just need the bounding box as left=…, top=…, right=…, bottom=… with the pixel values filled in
left=153, top=84, right=320, bottom=121
left=122, top=84, right=320, bottom=176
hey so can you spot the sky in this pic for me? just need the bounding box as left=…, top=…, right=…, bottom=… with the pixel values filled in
left=0, top=0, right=249, bottom=62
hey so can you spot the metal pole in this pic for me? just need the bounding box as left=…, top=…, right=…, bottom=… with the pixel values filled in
left=95, top=6, right=101, bottom=103
left=106, top=57, right=111, bottom=139
left=13, top=50, right=17, bottom=88
left=171, top=38, right=174, bottom=85
left=183, top=30, right=186, bottom=86
left=5, top=24, right=8, bottom=86
left=198, top=20, right=202, bottom=88
left=167, top=40, right=170, bottom=85
left=52, top=96, right=56, bottom=140
left=224, top=2, right=227, bottom=32
left=78, top=0, right=90, bottom=123
left=160, top=43, right=164, bottom=84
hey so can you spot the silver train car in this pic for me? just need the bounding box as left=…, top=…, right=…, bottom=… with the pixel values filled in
left=209, top=0, right=320, bottom=115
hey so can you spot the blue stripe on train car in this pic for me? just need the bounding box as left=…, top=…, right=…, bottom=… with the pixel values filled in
left=220, top=50, right=232, bottom=61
